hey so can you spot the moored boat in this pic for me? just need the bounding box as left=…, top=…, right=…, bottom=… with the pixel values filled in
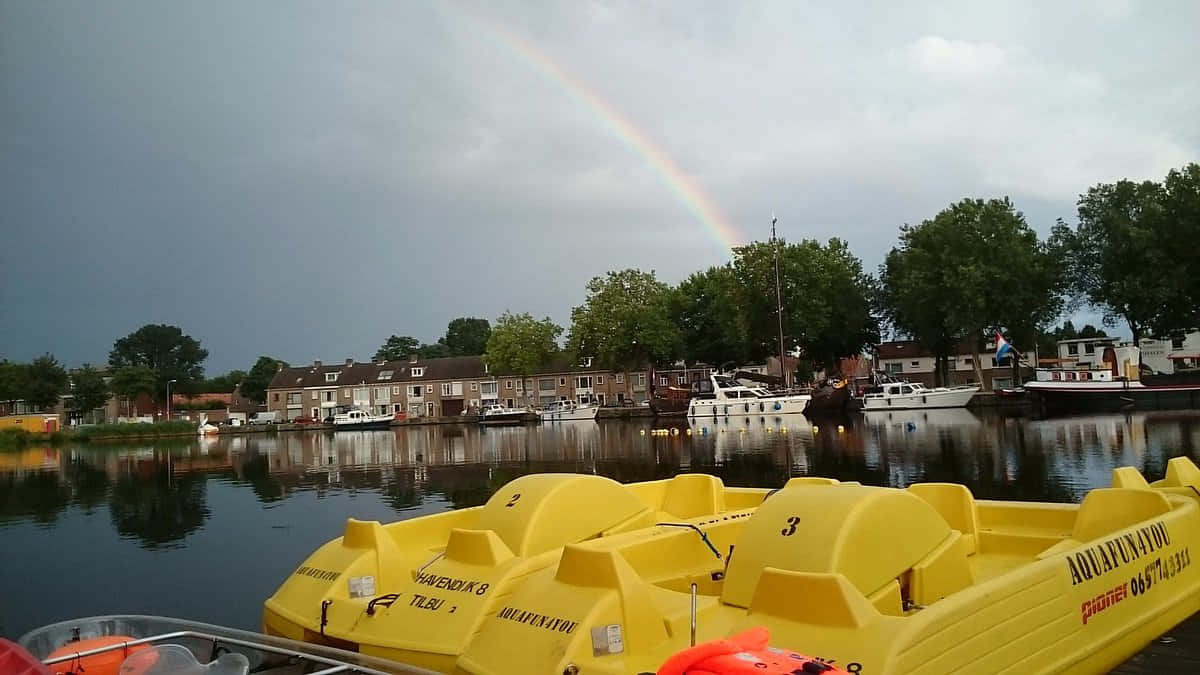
left=804, top=378, right=852, bottom=414
left=688, top=374, right=810, bottom=418
left=1025, top=344, right=1200, bottom=415
left=541, top=399, right=599, bottom=422
left=331, top=409, right=394, bottom=430
left=649, top=384, right=691, bottom=417
left=859, top=380, right=979, bottom=410
left=478, top=404, right=531, bottom=425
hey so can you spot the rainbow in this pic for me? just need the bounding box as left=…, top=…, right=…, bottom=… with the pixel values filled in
left=446, top=7, right=744, bottom=253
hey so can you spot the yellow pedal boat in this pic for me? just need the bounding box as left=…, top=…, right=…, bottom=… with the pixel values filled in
left=458, top=458, right=1200, bottom=674
left=263, top=472, right=773, bottom=670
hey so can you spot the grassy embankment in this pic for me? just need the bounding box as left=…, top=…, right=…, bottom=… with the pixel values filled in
left=0, top=420, right=200, bottom=446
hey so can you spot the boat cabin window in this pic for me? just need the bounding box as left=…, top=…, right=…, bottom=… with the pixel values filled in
left=713, top=375, right=738, bottom=389
left=900, top=385, right=914, bottom=394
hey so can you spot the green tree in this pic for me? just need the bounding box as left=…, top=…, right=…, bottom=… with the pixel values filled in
left=109, top=365, right=157, bottom=416
left=108, top=324, right=208, bottom=401
left=198, top=369, right=246, bottom=393
left=23, top=354, right=68, bottom=410
left=485, top=312, right=562, bottom=404
left=439, top=317, right=492, bottom=356
left=242, top=356, right=288, bottom=404
left=0, top=360, right=27, bottom=409
left=1069, top=180, right=1172, bottom=343
left=670, top=266, right=750, bottom=367
left=374, top=335, right=421, bottom=362
left=567, top=269, right=680, bottom=370
left=417, top=342, right=452, bottom=359
left=69, top=364, right=110, bottom=421
left=881, top=198, right=1066, bottom=385
left=1157, top=163, right=1200, bottom=332
left=732, top=238, right=880, bottom=374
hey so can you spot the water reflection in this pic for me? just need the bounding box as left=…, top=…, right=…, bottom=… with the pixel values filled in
left=3, top=413, right=1200, bottom=637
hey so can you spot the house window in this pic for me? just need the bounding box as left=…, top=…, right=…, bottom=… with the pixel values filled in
left=581, top=357, right=593, bottom=367
left=325, top=372, right=339, bottom=383
left=559, top=377, right=566, bottom=386
left=1172, top=337, right=1185, bottom=349
left=442, top=383, right=453, bottom=396
left=323, top=391, right=334, bottom=402
left=470, top=382, right=478, bottom=391
left=635, top=373, right=646, bottom=386
left=411, top=367, right=425, bottom=377
left=539, top=378, right=555, bottom=391
left=353, top=388, right=369, bottom=403
left=374, top=387, right=388, bottom=399
left=615, top=373, right=624, bottom=384
left=1084, top=343, right=1095, bottom=355
left=286, top=393, right=301, bottom=405
left=392, top=386, right=400, bottom=395
left=480, top=382, right=497, bottom=396
left=409, top=385, right=423, bottom=398
left=343, top=389, right=350, bottom=398
left=885, top=362, right=903, bottom=374
left=677, top=375, right=686, bottom=385
left=311, top=391, right=318, bottom=400
left=596, top=375, right=604, bottom=385
left=425, top=384, right=433, bottom=393
left=273, top=393, right=279, bottom=402
left=506, top=379, right=513, bottom=390
left=1067, top=343, right=1079, bottom=355
left=576, top=376, right=592, bottom=389
left=659, top=376, right=669, bottom=386
left=377, top=370, right=394, bottom=381
left=910, top=361, right=919, bottom=367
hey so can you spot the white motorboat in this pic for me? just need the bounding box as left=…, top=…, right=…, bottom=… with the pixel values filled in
left=859, top=380, right=979, bottom=410
left=479, top=404, right=529, bottom=425
left=331, top=409, right=393, bottom=430
left=687, top=373, right=810, bottom=417
left=540, top=399, right=599, bottom=422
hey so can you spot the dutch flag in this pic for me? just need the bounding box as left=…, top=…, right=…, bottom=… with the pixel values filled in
left=995, top=332, right=1014, bottom=362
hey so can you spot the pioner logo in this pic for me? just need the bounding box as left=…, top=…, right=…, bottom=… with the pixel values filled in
left=1081, top=583, right=1128, bottom=624
left=1066, top=521, right=1170, bottom=585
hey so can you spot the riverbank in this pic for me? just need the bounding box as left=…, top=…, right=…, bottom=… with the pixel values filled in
left=0, top=421, right=199, bottom=446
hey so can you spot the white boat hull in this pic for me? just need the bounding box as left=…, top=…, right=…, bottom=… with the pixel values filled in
left=688, top=395, right=810, bottom=417
left=860, top=385, right=978, bottom=410
left=541, top=406, right=599, bottom=422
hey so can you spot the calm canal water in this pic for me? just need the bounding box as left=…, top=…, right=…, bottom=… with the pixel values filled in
left=3, top=410, right=1200, bottom=639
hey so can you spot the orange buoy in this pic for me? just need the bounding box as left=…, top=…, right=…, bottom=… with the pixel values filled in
left=657, top=627, right=850, bottom=675
left=46, top=636, right=149, bottom=675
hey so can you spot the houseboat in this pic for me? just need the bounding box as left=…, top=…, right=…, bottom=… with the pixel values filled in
left=1025, top=344, right=1200, bottom=415
left=687, top=373, right=810, bottom=418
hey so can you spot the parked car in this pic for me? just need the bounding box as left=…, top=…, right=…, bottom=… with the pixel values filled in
left=292, top=415, right=319, bottom=425
left=249, top=412, right=280, bottom=425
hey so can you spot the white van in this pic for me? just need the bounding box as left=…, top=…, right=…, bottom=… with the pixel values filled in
left=249, top=411, right=280, bottom=425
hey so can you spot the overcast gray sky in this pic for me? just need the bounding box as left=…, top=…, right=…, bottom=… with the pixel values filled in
left=2, top=1, right=1197, bottom=372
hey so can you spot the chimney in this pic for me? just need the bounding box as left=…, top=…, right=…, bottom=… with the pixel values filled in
left=314, top=360, right=322, bottom=368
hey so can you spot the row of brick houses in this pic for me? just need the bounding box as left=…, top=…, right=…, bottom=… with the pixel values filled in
left=265, top=356, right=716, bottom=421
left=874, top=340, right=1030, bottom=391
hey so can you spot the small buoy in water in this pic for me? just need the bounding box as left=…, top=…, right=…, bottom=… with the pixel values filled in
left=672, top=428, right=679, bottom=436
left=765, top=427, right=772, bottom=433
left=686, top=428, right=692, bottom=435
left=837, top=425, right=845, bottom=433
left=812, top=426, right=819, bottom=434
left=780, top=427, right=787, bottom=434
left=640, top=429, right=646, bottom=436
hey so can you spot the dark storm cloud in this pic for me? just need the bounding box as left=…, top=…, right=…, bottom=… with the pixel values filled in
left=2, top=0, right=1197, bottom=370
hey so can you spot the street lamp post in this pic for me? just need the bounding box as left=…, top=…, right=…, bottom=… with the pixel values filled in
left=166, top=379, right=177, bottom=420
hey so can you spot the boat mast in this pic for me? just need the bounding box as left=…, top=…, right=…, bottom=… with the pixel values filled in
left=772, top=213, right=788, bottom=389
